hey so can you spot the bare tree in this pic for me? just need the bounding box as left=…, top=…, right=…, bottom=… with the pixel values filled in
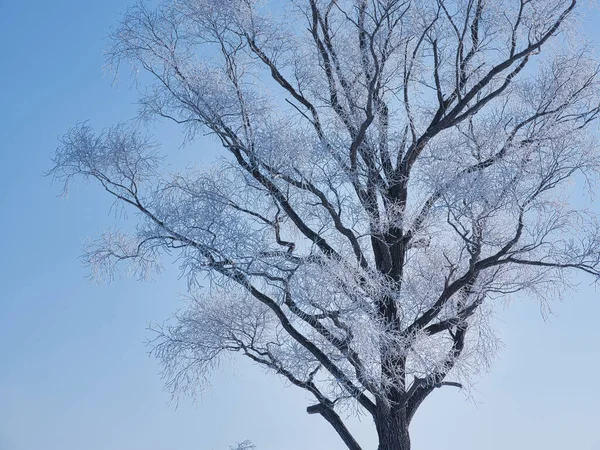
left=230, top=440, right=256, bottom=450
left=51, top=1, right=600, bottom=449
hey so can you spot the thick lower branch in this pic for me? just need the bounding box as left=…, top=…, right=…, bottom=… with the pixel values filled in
left=307, top=402, right=363, bottom=450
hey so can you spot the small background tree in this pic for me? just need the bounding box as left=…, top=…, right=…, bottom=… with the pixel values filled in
left=52, top=1, right=600, bottom=449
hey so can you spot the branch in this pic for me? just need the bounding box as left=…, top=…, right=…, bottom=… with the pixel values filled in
left=405, top=322, right=468, bottom=422
left=307, top=402, right=363, bottom=450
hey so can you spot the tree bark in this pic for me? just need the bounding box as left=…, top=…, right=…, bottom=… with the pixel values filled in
left=375, top=410, right=411, bottom=450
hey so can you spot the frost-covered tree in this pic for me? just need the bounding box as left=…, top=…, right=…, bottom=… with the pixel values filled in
left=230, top=440, right=255, bottom=450
left=51, top=1, right=600, bottom=449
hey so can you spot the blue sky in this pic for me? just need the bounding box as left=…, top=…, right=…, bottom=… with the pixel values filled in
left=1, top=1, right=599, bottom=449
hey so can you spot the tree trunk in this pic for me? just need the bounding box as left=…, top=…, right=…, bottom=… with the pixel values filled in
left=375, top=410, right=411, bottom=450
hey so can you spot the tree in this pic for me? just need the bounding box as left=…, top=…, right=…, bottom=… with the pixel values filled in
left=231, top=441, right=256, bottom=450
left=51, top=0, right=600, bottom=449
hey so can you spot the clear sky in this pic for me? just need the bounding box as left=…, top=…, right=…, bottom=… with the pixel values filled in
left=1, top=1, right=599, bottom=450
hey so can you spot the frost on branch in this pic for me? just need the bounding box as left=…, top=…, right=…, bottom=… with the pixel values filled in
left=230, top=441, right=256, bottom=450
left=55, top=0, right=600, bottom=448
left=150, top=289, right=275, bottom=397
left=51, top=123, right=158, bottom=196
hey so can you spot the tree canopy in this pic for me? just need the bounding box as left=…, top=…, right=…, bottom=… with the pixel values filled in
left=52, top=1, right=600, bottom=449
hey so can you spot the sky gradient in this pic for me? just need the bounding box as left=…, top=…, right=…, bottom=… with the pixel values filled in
left=1, top=1, right=599, bottom=449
